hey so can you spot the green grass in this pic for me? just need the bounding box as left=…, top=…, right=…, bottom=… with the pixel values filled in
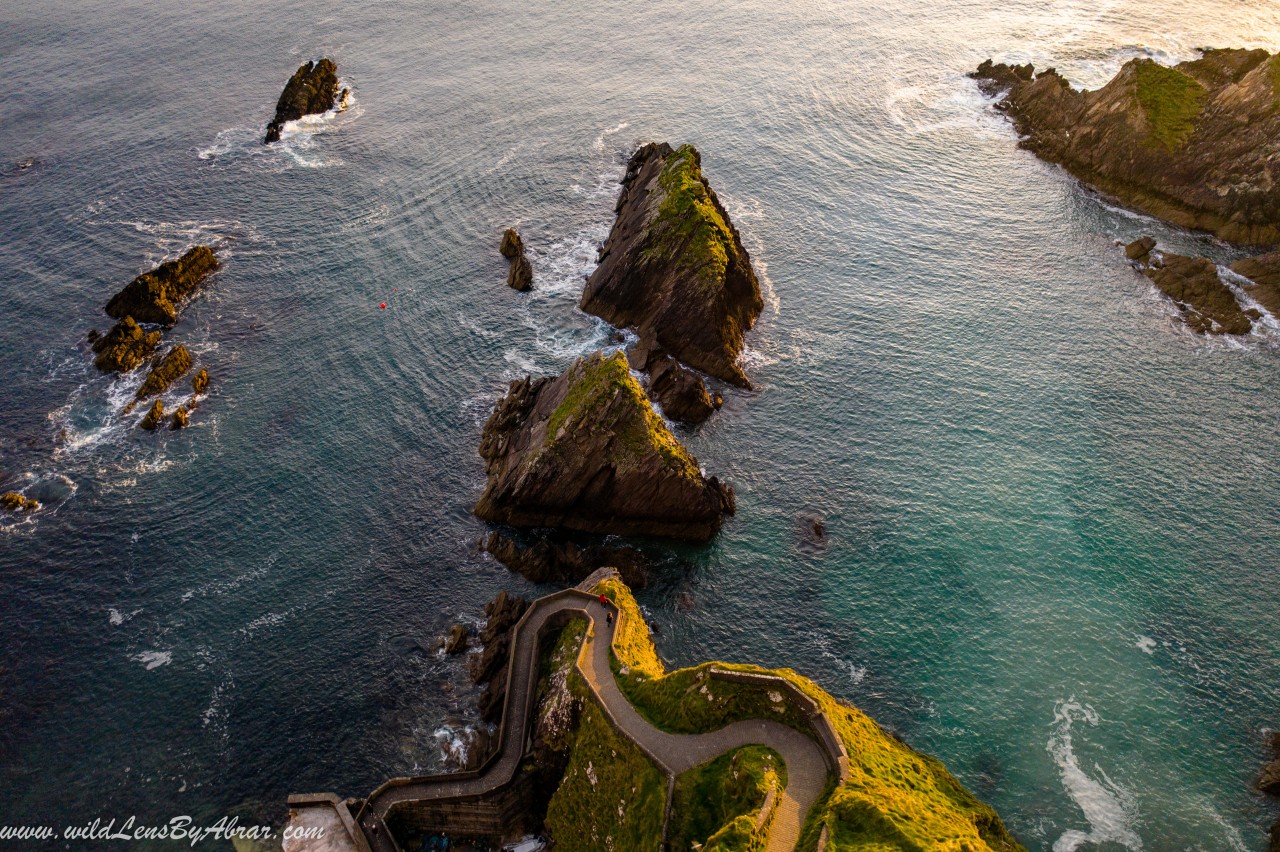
left=1134, top=59, right=1206, bottom=151
left=594, top=579, right=1025, bottom=852
left=543, top=619, right=668, bottom=851
left=648, top=144, right=737, bottom=293
left=544, top=352, right=700, bottom=479
left=671, top=746, right=785, bottom=852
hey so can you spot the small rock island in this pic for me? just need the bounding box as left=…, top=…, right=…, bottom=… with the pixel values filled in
left=474, top=351, right=735, bottom=540
left=581, top=142, right=764, bottom=388
left=974, top=49, right=1280, bottom=245
left=264, top=58, right=347, bottom=144
left=1121, top=237, right=1262, bottom=335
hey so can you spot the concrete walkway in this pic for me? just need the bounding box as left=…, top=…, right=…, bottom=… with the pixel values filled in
left=315, top=578, right=834, bottom=851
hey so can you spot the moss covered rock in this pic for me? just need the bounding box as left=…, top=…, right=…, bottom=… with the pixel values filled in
left=135, top=344, right=192, bottom=400
left=265, top=59, right=345, bottom=144
left=104, top=246, right=219, bottom=326
left=974, top=49, right=1280, bottom=244
left=597, top=579, right=1025, bottom=852
left=475, top=351, right=735, bottom=540
left=91, top=316, right=162, bottom=373
left=581, top=143, right=763, bottom=387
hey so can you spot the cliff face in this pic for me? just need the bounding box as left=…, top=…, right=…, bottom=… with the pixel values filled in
left=264, top=59, right=345, bottom=144
left=474, top=351, right=735, bottom=540
left=974, top=49, right=1280, bottom=244
left=581, top=143, right=763, bottom=387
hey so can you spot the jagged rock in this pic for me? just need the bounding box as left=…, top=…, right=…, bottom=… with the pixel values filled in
left=973, top=49, right=1280, bottom=244
left=1124, top=236, right=1157, bottom=261
left=442, top=623, right=469, bottom=655
left=474, top=351, right=736, bottom=541
left=1260, top=758, right=1280, bottom=795
left=499, top=228, right=533, bottom=291
left=264, top=59, right=344, bottom=144
left=647, top=353, right=716, bottom=424
left=136, top=345, right=192, bottom=401
left=139, top=400, right=165, bottom=431
left=104, top=246, right=219, bottom=326
left=91, top=316, right=162, bottom=373
left=170, top=406, right=189, bottom=430
left=482, top=531, right=650, bottom=589
left=192, top=368, right=210, bottom=396
left=1230, top=253, right=1280, bottom=318
left=1, top=492, right=39, bottom=513
left=499, top=228, right=522, bottom=259
left=469, top=590, right=529, bottom=724
left=1127, top=246, right=1259, bottom=335
left=581, top=143, right=763, bottom=387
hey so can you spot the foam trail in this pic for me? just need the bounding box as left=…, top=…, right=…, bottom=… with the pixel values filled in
left=1048, top=700, right=1143, bottom=851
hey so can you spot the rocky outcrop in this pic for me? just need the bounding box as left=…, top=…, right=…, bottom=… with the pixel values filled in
left=469, top=591, right=530, bottom=723
left=1123, top=240, right=1261, bottom=335
left=265, top=59, right=346, bottom=144
left=581, top=143, right=763, bottom=387
left=499, top=228, right=533, bottom=291
left=1, top=492, right=39, bottom=513
left=475, top=351, right=735, bottom=541
left=1124, top=236, right=1157, bottom=262
left=441, top=623, right=470, bottom=655
left=139, top=400, right=166, bottom=431
left=482, top=531, right=650, bottom=589
left=136, top=344, right=192, bottom=400
left=104, top=246, right=219, bottom=326
left=170, top=406, right=190, bottom=430
left=1230, top=253, right=1280, bottom=318
left=626, top=343, right=721, bottom=425
left=192, top=368, right=210, bottom=396
left=90, top=316, right=162, bottom=373
left=974, top=49, right=1280, bottom=244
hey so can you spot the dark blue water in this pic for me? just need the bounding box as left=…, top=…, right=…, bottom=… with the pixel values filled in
left=2, top=0, right=1278, bottom=848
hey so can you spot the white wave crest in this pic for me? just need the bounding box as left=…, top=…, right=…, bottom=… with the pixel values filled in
left=1049, top=699, right=1143, bottom=851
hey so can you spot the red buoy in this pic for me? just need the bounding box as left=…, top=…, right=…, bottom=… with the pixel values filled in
left=380, top=302, right=387, bottom=309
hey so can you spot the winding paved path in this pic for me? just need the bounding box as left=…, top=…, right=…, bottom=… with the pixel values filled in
left=346, top=580, right=833, bottom=851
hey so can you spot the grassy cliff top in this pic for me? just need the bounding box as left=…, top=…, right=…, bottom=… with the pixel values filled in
left=1133, top=60, right=1206, bottom=151
left=594, top=578, right=1024, bottom=852
left=650, top=144, right=738, bottom=293
left=544, top=352, right=701, bottom=479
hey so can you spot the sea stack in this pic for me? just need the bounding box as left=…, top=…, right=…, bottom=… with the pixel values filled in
left=581, top=143, right=763, bottom=387
left=974, top=49, right=1280, bottom=244
left=90, top=316, right=162, bottom=373
left=1122, top=239, right=1261, bottom=335
left=264, top=59, right=346, bottom=144
left=474, top=351, right=735, bottom=541
left=104, top=246, right=219, bottom=326
left=499, top=227, right=533, bottom=291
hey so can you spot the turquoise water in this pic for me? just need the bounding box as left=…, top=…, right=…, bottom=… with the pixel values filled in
left=1, top=0, right=1278, bottom=848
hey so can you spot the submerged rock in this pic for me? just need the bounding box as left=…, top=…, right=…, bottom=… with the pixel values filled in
left=974, top=49, right=1280, bottom=244
left=581, top=143, right=763, bottom=387
left=1, top=492, right=39, bottom=513
left=104, top=246, right=219, bottom=326
left=1126, top=243, right=1260, bottom=335
left=475, top=351, right=735, bottom=541
left=91, top=316, right=162, bottom=373
left=1229, top=252, right=1280, bottom=318
left=499, top=227, right=533, bottom=291
left=136, top=344, right=192, bottom=401
left=139, top=399, right=166, bottom=431
left=482, top=531, right=650, bottom=589
left=265, top=59, right=345, bottom=144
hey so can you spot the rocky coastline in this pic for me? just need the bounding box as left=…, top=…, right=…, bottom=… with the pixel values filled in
left=974, top=49, right=1280, bottom=245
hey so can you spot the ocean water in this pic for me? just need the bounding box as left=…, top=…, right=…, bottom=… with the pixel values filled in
left=1, top=0, right=1278, bottom=848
